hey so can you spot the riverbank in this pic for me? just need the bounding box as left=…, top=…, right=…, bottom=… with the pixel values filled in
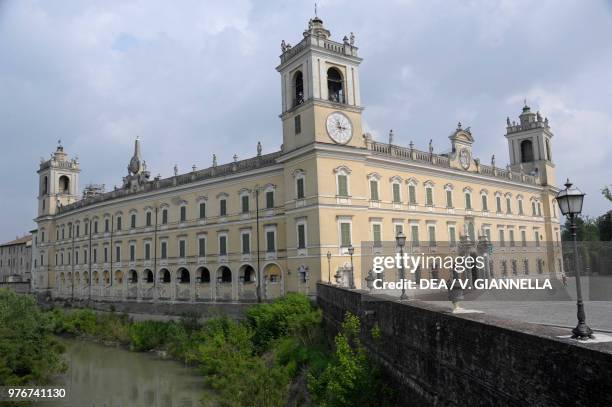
left=2, top=289, right=399, bottom=406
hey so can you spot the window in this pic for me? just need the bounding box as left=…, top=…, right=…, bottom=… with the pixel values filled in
left=484, top=228, right=491, bottom=243
left=408, top=184, right=417, bottom=204
left=130, top=214, right=136, bottom=229
left=521, top=230, right=527, bottom=247
left=219, top=235, right=227, bottom=256
left=296, top=177, right=305, bottom=199
left=410, top=225, right=419, bottom=247
left=372, top=224, right=382, bottom=247
left=449, top=225, right=456, bottom=247
left=425, top=186, right=433, bottom=206
left=83, top=250, right=87, bottom=264
left=130, top=244, right=135, bottom=261
left=392, top=183, right=401, bottom=203
left=145, top=242, right=151, bottom=260
left=327, top=67, right=344, bottom=103
left=428, top=225, right=436, bottom=247
left=524, top=259, right=529, bottom=274
left=241, top=195, right=249, bottom=213
left=199, top=202, right=206, bottom=219
left=532, top=201, right=537, bottom=216
left=496, top=196, right=502, bottom=213
left=75, top=251, right=79, bottom=265
left=266, top=230, right=276, bottom=252
left=161, top=241, right=167, bottom=259
left=520, top=139, right=534, bottom=162
left=76, top=224, right=80, bottom=237
left=93, top=248, right=97, bottom=263
left=297, top=224, right=306, bottom=249
left=105, top=219, right=109, bottom=232
left=294, top=71, right=304, bottom=106
left=535, top=231, right=540, bottom=247
left=537, top=202, right=542, bottom=217
left=369, top=180, right=379, bottom=201
left=199, top=237, right=206, bottom=257
left=85, top=222, right=89, bottom=235
left=506, top=197, right=512, bottom=214
left=62, top=228, right=65, bottom=239
left=467, top=222, right=475, bottom=242
left=518, top=199, right=524, bottom=215
left=465, top=192, right=472, bottom=210
left=241, top=233, right=250, bottom=254
left=146, top=211, right=152, bottom=226
left=220, top=199, right=227, bottom=216
left=115, top=246, right=121, bottom=262
left=116, top=217, right=122, bottom=230
left=499, top=230, right=505, bottom=247
left=294, top=114, right=301, bottom=134
left=509, top=230, right=515, bottom=247
left=162, top=208, right=168, bottom=224
left=394, top=223, right=403, bottom=237
left=266, top=191, right=274, bottom=209
left=446, top=190, right=453, bottom=208
left=481, top=194, right=488, bottom=211
left=180, top=206, right=186, bottom=222
left=104, top=247, right=108, bottom=263
left=179, top=240, right=186, bottom=258
left=337, top=174, right=348, bottom=196
left=340, top=222, right=351, bottom=247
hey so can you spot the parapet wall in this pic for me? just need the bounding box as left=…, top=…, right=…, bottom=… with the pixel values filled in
left=317, top=283, right=612, bottom=406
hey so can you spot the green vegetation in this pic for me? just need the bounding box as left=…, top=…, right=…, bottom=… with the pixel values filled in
left=47, top=293, right=396, bottom=406
left=0, top=289, right=66, bottom=386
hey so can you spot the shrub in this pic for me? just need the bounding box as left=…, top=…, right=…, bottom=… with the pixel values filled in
left=129, top=320, right=170, bottom=351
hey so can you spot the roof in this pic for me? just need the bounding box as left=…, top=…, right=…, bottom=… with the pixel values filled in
left=0, top=234, right=32, bottom=247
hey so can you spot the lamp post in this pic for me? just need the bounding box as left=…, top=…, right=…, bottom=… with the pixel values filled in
left=326, top=251, right=332, bottom=283
left=555, top=179, right=593, bottom=340
left=347, top=245, right=355, bottom=289
left=396, top=231, right=407, bottom=300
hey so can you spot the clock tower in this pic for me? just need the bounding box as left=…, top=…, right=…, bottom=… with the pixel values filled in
left=276, top=16, right=364, bottom=152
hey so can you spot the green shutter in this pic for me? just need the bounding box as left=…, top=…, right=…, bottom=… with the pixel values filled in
left=370, top=180, right=379, bottom=200
left=338, top=175, right=348, bottom=196
left=373, top=224, right=381, bottom=246
left=465, top=193, right=472, bottom=209
left=411, top=225, right=419, bottom=247
left=242, top=195, right=249, bottom=213
left=426, top=188, right=433, bottom=205
left=199, top=238, right=206, bottom=257
left=200, top=203, right=206, bottom=218
left=242, top=234, right=249, bottom=254
left=266, top=191, right=274, bottom=208
left=297, top=178, right=305, bottom=199
left=409, top=185, right=416, bottom=204
left=446, top=190, right=452, bottom=207
left=298, top=224, right=306, bottom=249
left=267, top=231, right=275, bottom=252
left=393, top=183, right=400, bottom=202
left=341, top=223, right=351, bottom=246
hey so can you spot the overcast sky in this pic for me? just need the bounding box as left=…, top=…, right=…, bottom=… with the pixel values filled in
left=1, top=0, right=611, bottom=242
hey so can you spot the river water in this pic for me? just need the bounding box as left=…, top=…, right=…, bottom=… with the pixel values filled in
left=38, top=337, right=212, bottom=407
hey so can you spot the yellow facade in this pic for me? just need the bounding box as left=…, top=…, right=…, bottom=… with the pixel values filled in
left=33, top=17, right=562, bottom=302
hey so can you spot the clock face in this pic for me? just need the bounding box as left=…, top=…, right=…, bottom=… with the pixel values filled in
left=459, top=148, right=471, bottom=170
left=326, top=112, right=353, bottom=144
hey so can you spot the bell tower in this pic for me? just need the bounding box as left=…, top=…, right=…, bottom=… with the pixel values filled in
left=37, top=141, right=80, bottom=218
left=504, top=103, right=556, bottom=186
left=277, top=16, right=364, bottom=152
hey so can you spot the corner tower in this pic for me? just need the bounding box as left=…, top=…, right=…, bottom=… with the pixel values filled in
left=505, top=103, right=556, bottom=186
left=37, top=141, right=80, bottom=217
left=277, top=16, right=364, bottom=152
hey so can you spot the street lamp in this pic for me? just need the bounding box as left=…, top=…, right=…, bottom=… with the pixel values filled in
left=396, top=232, right=407, bottom=300
left=326, top=251, right=332, bottom=283
left=347, top=245, right=355, bottom=289
left=555, top=179, right=593, bottom=340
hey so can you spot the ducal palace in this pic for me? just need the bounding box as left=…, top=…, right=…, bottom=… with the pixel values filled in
left=32, top=17, right=563, bottom=302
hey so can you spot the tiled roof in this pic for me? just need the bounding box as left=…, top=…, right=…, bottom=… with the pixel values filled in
left=0, top=234, right=32, bottom=247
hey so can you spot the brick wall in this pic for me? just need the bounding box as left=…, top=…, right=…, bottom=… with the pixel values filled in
left=317, top=283, right=612, bottom=406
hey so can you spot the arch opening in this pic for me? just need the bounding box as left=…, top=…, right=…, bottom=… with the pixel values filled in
left=520, top=139, right=534, bottom=162
left=143, top=269, right=153, bottom=283
left=293, top=71, right=304, bottom=107
left=129, top=269, right=138, bottom=283
left=327, top=67, right=345, bottom=103
left=160, top=268, right=171, bottom=283
left=178, top=268, right=190, bottom=284
left=197, top=267, right=210, bottom=283
left=217, top=266, right=232, bottom=283
left=240, top=265, right=256, bottom=283
left=58, top=175, right=70, bottom=194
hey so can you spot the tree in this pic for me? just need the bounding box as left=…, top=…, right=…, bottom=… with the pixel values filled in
left=602, top=185, right=612, bottom=202
left=561, top=215, right=600, bottom=241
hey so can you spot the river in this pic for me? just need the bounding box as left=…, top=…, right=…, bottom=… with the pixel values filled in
left=38, top=337, right=212, bottom=407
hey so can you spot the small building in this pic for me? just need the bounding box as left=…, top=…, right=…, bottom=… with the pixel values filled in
left=0, top=234, right=33, bottom=283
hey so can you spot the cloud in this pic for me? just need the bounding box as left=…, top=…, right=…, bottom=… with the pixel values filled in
left=0, top=0, right=611, bottom=241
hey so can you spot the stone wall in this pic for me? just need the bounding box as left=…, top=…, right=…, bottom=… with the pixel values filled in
left=317, top=283, right=612, bottom=406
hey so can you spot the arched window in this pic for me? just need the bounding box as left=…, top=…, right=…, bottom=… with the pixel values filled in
left=218, top=266, right=232, bottom=283
left=178, top=268, right=190, bottom=284
left=59, top=175, right=70, bottom=194
left=293, top=71, right=304, bottom=106
left=160, top=268, right=171, bottom=283
left=327, top=67, right=344, bottom=103
left=198, top=267, right=210, bottom=283
left=129, top=269, right=138, bottom=283
left=144, top=269, right=154, bottom=283
left=241, top=265, right=255, bottom=283
left=520, top=139, right=534, bottom=162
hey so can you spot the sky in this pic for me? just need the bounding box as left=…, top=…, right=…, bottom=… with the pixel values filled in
left=1, top=0, right=611, bottom=242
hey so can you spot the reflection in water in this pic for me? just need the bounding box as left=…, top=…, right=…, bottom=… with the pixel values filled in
left=40, top=337, right=210, bottom=407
